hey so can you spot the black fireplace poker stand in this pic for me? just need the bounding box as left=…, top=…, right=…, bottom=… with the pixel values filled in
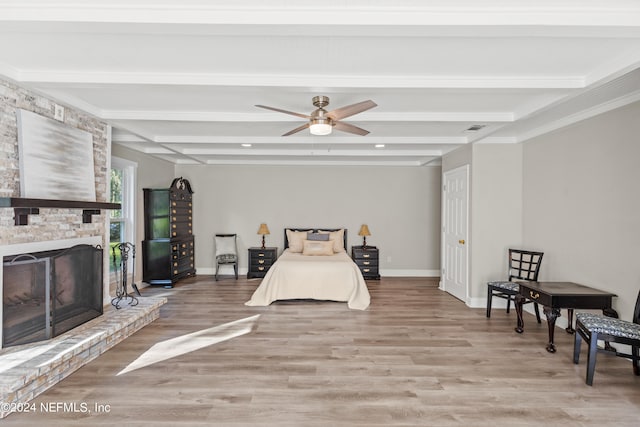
left=111, top=242, right=140, bottom=309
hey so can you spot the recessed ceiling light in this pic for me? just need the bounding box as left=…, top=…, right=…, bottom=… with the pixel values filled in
left=241, top=143, right=252, bottom=147
left=375, top=144, right=385, bottom=148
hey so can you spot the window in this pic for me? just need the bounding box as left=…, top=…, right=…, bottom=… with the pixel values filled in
left=110, top=157, right=137, bottom=271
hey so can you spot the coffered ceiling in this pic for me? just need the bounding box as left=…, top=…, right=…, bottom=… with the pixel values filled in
left=1, top=1, right=640, bottom=166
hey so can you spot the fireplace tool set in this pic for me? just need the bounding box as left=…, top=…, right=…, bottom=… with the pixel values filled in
left=111, top=242, right=140, bottom=309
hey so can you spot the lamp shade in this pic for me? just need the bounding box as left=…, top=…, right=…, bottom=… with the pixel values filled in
left=358, top=224, right=371, bottom=237
left=257, top=223, right=270, bottom=235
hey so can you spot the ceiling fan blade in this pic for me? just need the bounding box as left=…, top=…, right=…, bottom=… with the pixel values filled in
left=282, top=122, right=310, bottom=136
left=327, top=100, right=377, bottom=121
left=334, top=121, right=370, bottom=136
left=255, top=105, right=310, bottom=119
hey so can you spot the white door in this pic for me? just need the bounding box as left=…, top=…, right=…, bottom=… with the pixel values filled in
left=441, top=165, right=469, bottom=302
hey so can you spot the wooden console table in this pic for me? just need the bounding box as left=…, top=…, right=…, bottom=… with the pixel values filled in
left=514, top=281, right=617, bottom=353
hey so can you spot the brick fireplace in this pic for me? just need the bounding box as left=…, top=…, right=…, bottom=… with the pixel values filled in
left=0, top=78, right=166, bottom=419
left=1, top=76, right=112, bottom=346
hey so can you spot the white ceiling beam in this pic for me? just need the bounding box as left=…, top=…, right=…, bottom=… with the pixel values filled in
left=202, top=158, right=427, bottom=167
left=112, top=141, right=175, bottom=155
left=175, top=148, right=445, bottom=157
left=110, top=132, right=148, bottom=143
left=2, top=1, right=640, bottom=27
left=516, top=89, right=640, bottom=144
left=16, top=71, right=586, bottom=89
left=154, top=136, right=468, bottom=145
left=106, top=110, right=513, bottom=122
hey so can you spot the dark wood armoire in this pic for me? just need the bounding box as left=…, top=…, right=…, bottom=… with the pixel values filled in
left=142, top=177, right=195, bottom=287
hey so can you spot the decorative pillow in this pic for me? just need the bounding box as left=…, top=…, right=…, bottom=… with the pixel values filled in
left=286, top=229, right=308, bottom=253
left=318, top=229, right=345, bottom=253
left=302, top=240, right=334, bottom=256
left=307, top=232, right=330, bottom=241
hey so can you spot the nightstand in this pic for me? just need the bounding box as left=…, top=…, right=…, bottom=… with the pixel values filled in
left=247, top=247, right=278, bottom=279
left=351, top=245, right=380, bottom=279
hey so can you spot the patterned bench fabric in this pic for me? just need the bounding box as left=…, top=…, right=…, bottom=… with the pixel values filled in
left=576, top=312, right=640, bottom=340
left=487, top=281, right=519, bottom=292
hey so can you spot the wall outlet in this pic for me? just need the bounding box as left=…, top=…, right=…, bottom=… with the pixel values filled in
left=54, top=104, right=65, bottom=121
left=386, top=256, right=392, bottom=263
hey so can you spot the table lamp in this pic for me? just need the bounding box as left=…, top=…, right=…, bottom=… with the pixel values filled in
left=257, top=223, right=270, bottom=249
left=358, top=224, right=371, bottom=248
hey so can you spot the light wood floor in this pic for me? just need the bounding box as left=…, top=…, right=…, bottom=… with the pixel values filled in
left=3, top=276, right=639, bottom=426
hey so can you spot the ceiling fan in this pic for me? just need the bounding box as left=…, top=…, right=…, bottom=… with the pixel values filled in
left=255, top=96, right=377, bottom=136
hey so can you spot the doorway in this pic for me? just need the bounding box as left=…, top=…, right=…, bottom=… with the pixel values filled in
left=441, top=164, right=469, bottom=303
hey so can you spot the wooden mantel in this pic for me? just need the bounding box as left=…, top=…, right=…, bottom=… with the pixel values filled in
left=0, top=197, right=121, bottom=226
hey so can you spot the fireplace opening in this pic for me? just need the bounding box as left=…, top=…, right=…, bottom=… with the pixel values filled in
left=2, top=244, right=103, bottom=348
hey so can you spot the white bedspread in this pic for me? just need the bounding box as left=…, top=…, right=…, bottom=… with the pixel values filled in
left=245, top=250, right=371, bottom=310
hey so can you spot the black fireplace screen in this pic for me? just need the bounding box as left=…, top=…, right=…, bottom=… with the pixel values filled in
left=2, top=244, right=103, bottom=347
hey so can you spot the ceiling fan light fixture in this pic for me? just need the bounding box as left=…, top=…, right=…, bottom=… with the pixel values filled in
left=256, top=96, right=375, bottom=136
left=309, top=118, right=333, bottom=135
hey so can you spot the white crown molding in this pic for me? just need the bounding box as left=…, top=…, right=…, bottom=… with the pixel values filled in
left=15, top=70, right=586, bottom=89
left=202, top=158, right=427, bottom=166
left=0, top=62, right=20, bottom=81
left=584, top=53, right=640, bottom=87
left=153, top=135, right=468, bottom=145
left=103, top=110, right=514, bottom=123
left=473, top=137, right=519, bottom=144
left=2, top=1, right=640, bottom=27
left=22, top=86, right=105, bottom=118
left=175, top=147, right=444, bottom=157
left=517, top=89, right=640, bottom=143
left=113, top=142, right=175, bottom=155
left=110, top=132, right=148, bottom=143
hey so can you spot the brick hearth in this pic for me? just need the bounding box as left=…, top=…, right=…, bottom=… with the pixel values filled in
left=0, top=296, right=166, bottom=419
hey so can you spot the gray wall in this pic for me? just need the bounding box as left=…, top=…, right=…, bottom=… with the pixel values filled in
left=442, top=101, right=640, bottom=322
left=174, top=164, right=442, bottom=276
left=470, top=144, right=524, bottom=302
left=442, top=143, right=523, bottom=304
left=523, top=101, right=640, bottom=320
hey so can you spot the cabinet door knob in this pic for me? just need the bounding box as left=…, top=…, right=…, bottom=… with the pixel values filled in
left=458, top=239, right=465, bottom=245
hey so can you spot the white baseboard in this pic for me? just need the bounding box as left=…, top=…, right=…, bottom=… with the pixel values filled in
left=196, top=267, right=248, bottom=276
left=379, top=269, right=440, bottom=277
left=196, top=267, right=440, bottom=278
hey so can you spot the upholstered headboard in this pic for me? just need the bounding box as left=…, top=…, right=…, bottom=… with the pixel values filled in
left=284, top=228, right=348, bottom=250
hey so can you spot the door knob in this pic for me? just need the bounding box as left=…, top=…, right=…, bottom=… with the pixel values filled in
left=458, top=239, right=465, bottom=244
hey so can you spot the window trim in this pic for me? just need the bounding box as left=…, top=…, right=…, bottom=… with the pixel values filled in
left=110, top=156, right=137, bottom=255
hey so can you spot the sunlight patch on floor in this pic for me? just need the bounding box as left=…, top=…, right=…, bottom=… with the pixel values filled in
left=0, top=343, right=57, bottom=374
left=116, top=314, right=260, bottom=376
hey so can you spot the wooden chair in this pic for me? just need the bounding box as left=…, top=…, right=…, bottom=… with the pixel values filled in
left=214, top=234, right=238, bottom=280
left=486, top=249, right=544, bottom=322
left=573, top=290, right=640, bottom=385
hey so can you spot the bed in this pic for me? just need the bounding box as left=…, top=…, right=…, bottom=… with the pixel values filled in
left=244, top=228, right=371, bottom=310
